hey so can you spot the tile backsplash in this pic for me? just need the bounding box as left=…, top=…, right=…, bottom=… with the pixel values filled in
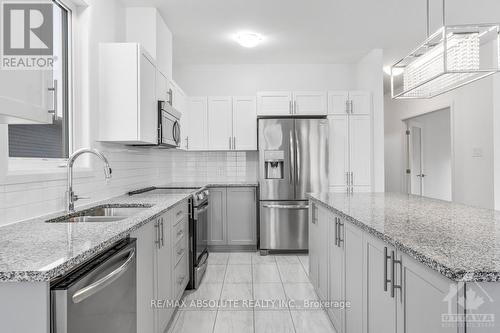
left=0, top=149, right=258, bottom=226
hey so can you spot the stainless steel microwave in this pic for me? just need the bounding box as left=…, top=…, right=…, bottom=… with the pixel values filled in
left=158, top=100, right=181, bottom=148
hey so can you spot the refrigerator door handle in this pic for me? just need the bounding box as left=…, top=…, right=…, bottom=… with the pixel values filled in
left=295, top=129, right=300, bottom=189
left=262, top=204, right=310, bottom=210
left=289, top=133, right=295, bottom=184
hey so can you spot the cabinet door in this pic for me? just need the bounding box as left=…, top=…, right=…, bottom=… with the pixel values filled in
left=308, top=203, right=319, bottom=289
left=327, top=91, right=349, bottom=115
left=208, top=96, right=233, bottom=150
left=138, top=52, right=157, bottom=144
left=344, top=223, right=364, bottom=333
left=329, top=215, right=345, bottom=332
left=328, top=116, right=349, bottom=190
left=293, top=91, right=327, bottom=115
left=130, top=221, right=156, bottom=333
left=257, top=91, right=292, bottom=116
left=317, top=206, right=329, bottom=301
left=350, top=115, right=372, bottom=191
left=208, top=187, right=227, bottom=245
left=233, top=96, right=257, bottom=150
left=226, top=187, right=257, bottom=245
left=187, top=97, right=208, bottom=150
left=156, top=214, right=173, bottom=333
left=397, top=253, right=458, bottom=333
left=365, top=234, right=397, bottom=333
left=349, top=91, right=371, bottom=115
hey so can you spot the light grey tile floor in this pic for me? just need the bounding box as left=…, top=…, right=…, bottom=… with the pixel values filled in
left=168, top=252, right=337, bottom=333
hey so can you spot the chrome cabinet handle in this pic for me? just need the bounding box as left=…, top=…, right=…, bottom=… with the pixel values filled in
left=160, top=218, right=165, bottom=247
left=391, top=251, right=402, bottom=300
left=334, top=218, right=338, bottom=246
left=48, top=79, right=58, bottom=119
left=346, top=172, right=350, bottom=191
left=350, top=172, right=354, bottom=193
left=229, top=137, right=231, bottom=150
left=345, top=99, right=350, bottom=114
left=72, top=248, right=136, bottom=304
left=294, top=100, right=297, bottom=114
left=289, top=100, right=293, bottom=114
left=338, top=220, right=344, bottom=247
left=233, top=137, right=236, bottom=150
left=383, top=247, right=391, bottom=292
left=155, top=221, right=161, bottom=249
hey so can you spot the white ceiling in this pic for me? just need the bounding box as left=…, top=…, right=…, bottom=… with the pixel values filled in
left=121, top=0, right=500, bottom=68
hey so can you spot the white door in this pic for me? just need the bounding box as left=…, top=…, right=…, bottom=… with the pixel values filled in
left=327, top=91, right=349, bottom=115
left=328, top=215, right=345, bottom=332
left=328, top=116, right=349, bottom=192
left=138, top=53, right=157, bottom=144
left=397, top=253, right=458, bottom=333
left=343, top=223, right=364, bottom=333
left=156, top=214, right=173, bottom=333
left=409, top=123, right=424, bottom=196
left=293, top=91, right=327, bottom=115
left=257, top=91, right=292, bottom=116
left=208, top=96, right=233, bottom=150
left=187, top=97, right=208, bottom=150
left=350, top=115, right=372, bottom=191
left=349, top=91, right=371, bottom=115
left=232, top=96, right=257, bottom=150
left=365, top=234, right=397, bottom=333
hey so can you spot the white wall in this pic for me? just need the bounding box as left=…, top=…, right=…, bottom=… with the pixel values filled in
left=407, top=109, right=452, bottom=201
left=385, top=76, right=495, bottom=209
left=174, top=64, right=357, bottom=96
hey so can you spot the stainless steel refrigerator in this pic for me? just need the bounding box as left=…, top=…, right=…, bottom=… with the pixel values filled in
left=258, top=117, right=329, bottom=253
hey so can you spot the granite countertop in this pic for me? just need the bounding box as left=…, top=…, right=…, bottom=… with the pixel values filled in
left=308, top=192, right=500, bottom=282
left=0, top=192, right=192, bottom=283
left=159, top=181, right=259, bottom=188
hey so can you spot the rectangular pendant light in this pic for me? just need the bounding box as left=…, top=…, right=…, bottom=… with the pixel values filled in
left=391, top=24, right=500, bottom=99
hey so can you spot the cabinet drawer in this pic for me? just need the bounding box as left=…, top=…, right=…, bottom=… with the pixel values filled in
left=174, top=253, right=188, bottom=299
left=173, top=217, right=188, bottom=244
left=174, top=235, right=188, bottom=266
left=172, top=202, right=188, bottom=224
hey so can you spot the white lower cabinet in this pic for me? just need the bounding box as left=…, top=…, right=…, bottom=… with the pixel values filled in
left=208, top=187, right=257, bottom=248
left=309, top=202, right=460, bottom=333
left=131, top=199, right=189, bottom=333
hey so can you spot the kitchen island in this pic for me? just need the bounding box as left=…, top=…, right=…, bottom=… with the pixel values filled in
left=308, top=192, right=500, bottom=333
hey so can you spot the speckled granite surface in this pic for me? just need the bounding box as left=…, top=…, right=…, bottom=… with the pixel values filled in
left=0, top=192, right=191, bottom=282
left=308, top=192, right=500, bottom=282
left=159, top=181, right=258, bottom=188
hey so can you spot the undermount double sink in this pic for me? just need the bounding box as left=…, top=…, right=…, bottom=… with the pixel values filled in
left=46, top=204, right=152, bottom=223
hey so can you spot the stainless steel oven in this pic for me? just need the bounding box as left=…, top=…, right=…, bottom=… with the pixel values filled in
left=51, top=238, right=136, bottom=333
left=158, top=100, right=181, bottom=148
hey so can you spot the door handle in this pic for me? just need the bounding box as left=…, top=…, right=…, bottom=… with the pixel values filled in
left=383, top=247, right=391, bottom=292
left=48, top=79, right=58, bottom=120
left=334, top=218, right=338, bottom=246
left=160, top=218, right=165, bottom=248
left=155, top=221, right=161, bottom=249
left=391, top=251, right=402, bottom=300
left=337, top=221, right=344, bottom=247
left=72, top=248, right=136, bottom=304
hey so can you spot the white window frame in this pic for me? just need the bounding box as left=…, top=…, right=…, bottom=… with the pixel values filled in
left=3, top=0, right=78, bottom=180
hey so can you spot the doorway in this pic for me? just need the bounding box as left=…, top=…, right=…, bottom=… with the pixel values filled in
left=404, top=108, right=452, bottom=201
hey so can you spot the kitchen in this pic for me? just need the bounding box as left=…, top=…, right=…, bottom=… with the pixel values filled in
left=0, top=0, right=500, bottom=332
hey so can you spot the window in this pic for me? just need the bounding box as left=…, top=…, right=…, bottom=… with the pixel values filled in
left=8, top=0, right=70, bottom=159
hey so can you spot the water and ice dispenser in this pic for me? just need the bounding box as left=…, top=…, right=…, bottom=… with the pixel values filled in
left=264, top=150, right=285, bottom=179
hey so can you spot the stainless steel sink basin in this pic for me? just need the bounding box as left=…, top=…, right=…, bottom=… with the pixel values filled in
left=46, top=204, right=152, bottom=223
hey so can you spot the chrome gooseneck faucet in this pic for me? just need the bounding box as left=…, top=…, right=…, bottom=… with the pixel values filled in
left=66, top=148, right=112, bottom=212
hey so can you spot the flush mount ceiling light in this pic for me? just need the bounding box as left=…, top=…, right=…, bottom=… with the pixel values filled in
left=234, top=32, right=263, bottom=48
left=391, top=0, right=500, bottom=99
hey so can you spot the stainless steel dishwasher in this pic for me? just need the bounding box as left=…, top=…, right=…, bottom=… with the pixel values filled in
left=51, top=238, right=137, bottom=333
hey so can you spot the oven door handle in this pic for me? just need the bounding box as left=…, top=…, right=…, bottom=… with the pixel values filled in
left=72, top=248, right=136, bottom=304
left=262, top=204, right=309, bottom=210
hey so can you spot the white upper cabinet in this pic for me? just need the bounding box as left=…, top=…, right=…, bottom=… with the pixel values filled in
left=208, top=96, right=233, bottom=150
left=257, top=91, right=326, bottom=116
left=187, top=97, right=208, bottom=150
left=293, top=91, right=327, bottom=115
left=257, top=91, right=292, bottom=116
left=232, top=96, right=257, bottom=150
left=349, top=91, right=371, bottom=115
left=328, top=116, right=349, bottom=192
left=350, top=115, right=372, bottom=190
left=126, top=7, right=173, bottom=78
left=0, top=67, right=53, bottom=124
left=328, top=91, right=349, bottom=115
left=99, top=43, right=158, bottom=145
